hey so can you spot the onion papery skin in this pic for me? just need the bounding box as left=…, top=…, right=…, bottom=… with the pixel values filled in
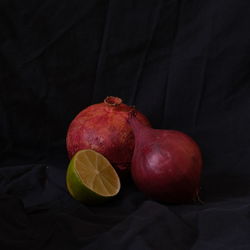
left=66, top=97, right=151, bottom=173
left=129, top=115, right=203, bottom=203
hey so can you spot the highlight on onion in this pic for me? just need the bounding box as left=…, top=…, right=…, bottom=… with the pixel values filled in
left=66, top=96, right=151, bottom=174
left=128, top=111, right=203, bottom=203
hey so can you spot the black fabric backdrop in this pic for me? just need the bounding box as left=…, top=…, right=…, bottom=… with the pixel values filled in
left=1, top=0, right=250, bottom=249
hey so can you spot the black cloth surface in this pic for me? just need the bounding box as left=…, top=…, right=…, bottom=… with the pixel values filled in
left=1, top=0, right=250, bottom=249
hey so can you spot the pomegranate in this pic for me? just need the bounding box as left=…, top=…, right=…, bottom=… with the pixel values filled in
left=66, top=96, right=151, bottom=173
left=128, top=111, right=203, bottom=203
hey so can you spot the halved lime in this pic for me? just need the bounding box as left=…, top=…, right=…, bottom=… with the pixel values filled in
left=66, top=149, right=121, bottom=204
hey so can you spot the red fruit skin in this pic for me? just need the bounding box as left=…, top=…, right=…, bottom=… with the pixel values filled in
left=66, top=97, right=151, bottom=173
left=130, top=119, right=202, bottom=203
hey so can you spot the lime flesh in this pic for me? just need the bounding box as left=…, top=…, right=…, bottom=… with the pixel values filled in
left=66, top=149, right=121, bottom=204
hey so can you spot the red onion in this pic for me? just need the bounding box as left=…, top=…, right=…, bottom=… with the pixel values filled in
left=66, top=97, right=151, bottom=173
left=128, top=112, right=203, bottom=203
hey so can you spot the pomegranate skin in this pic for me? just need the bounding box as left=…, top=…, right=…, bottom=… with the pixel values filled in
left=66, top=97, right=151, bottom=173
left=129, top=116, right=202, bottom=203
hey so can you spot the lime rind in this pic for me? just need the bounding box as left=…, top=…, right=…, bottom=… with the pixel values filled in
left=66, top=159, right=108, bottom=204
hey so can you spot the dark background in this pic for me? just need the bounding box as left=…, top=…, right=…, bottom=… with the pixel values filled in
left=1, top=0, right=250, bottom=249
